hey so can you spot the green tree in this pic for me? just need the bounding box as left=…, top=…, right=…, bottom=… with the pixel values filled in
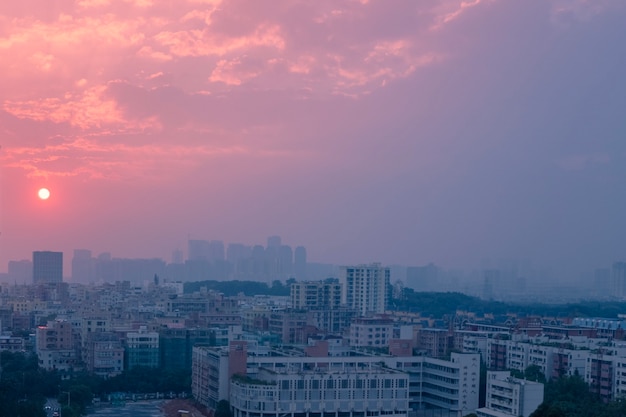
left=530, top=374, right=602, bottom=417
left=215, top=400, right=233, bottom=417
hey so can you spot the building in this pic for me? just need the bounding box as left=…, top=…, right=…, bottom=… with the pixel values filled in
left=406, top=263, right=439, bottom=292
left=294, top=246, right=307, bottom=279
left=290, top=280, right=342, bottom=310
left=349, top=315, right=393, bottom=348
left=268, top=309, right=309, bottom=344
left=587, top=349, right=614, bottom=402
left=476, top=371, right=543, bottom=417
left=230, top=365, right=409, bottom=417
left=126, top=326, right=159, bottom=369
left=613, top=262, right=626, bottom=299
left=418, top=328, right=453, bottom=359
left=192, top=345, right=230, bottom=409
left=7, top=259, right=32, bottom=283
left=35, top=320, right=78, bottom=377
left=160, top=327, right=216, bottom=370
left=71, top=249, right=94, bottom=282
left=192, top=342, right=480, bottom=415
left=33, top=251, right=63, bottom=284
left=340, top=263, right=390, bottom=315
left=84, top=332, right=124, bottom=377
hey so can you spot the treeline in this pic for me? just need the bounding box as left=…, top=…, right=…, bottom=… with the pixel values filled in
left=394, top=288, right=626, bottom=319
left=392, top=289, right=512, bottom=317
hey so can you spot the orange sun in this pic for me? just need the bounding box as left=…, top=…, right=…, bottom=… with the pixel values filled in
left=38, top=188, right=51, bottom=200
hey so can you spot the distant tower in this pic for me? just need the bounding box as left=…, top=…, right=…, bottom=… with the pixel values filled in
left=172, top=249, right=184, bottom=264
left=483, top=269, right=500, bottom=300
left=8, top=260, right=33, bottom=284
left=613, top=262, right=626, bottom=299
left=72, top=249, right=94, bottom=283
left=294, top=246, right=307, bottom=279
left=33, top=251, right=63, bottom=284
left=267, top=236, right=281, bottom=248
left=188, top=239, right=211, bottom=261
left=340, top=263, right=390, bottom=315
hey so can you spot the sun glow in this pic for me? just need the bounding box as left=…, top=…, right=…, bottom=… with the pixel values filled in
left=38, top=188, right=51, bottom=200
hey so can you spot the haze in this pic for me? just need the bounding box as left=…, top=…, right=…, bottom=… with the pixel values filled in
left=1, top=1, right=625, bottom=281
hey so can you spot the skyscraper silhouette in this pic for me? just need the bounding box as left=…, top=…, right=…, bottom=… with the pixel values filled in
left=33, top=251, right=63, bottom=284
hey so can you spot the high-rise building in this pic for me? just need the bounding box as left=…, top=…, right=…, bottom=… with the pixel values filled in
left=340, top=263, right=390, bottom=315
left=8, top=259, right=32, bottom=283
left=406, top=263, right=439, bottom=292
left=172, top=248, right=184, bottom=264
left=72, top=249, right=94, bottom=282
left=188, top=239, right=225, bottom=262
left=267, top=235, right=281, bottom=248
left=613, top=262, right=626, bottom=299
left=33, top=251, right=63, bottom=284
left=294, top=246, right=306, bottom=279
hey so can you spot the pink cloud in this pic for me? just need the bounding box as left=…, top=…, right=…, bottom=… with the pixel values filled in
left=1, top=0, right=615, bottom=188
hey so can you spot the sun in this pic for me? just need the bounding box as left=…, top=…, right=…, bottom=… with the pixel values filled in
left=38, top=188, right=51, bottom=200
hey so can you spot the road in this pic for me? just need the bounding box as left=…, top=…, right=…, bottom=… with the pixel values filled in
left=44, top=398, right=61, bottom=417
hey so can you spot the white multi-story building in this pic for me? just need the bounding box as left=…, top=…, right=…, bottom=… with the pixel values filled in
left=192, top=343, right=480, bottom=415
left=340, top=263, right=390, bottom=315
left=192, top=345, right=230, bottom=410
left=476, top=371, right=543, bottom=417
left=290, top=280, right=342, bottom=310
left=230, top=367, right=409, bottom=417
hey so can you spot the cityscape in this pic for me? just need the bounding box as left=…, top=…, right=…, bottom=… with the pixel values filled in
left=1, top=237, right=626, bottom=416
left=2, top=1, right=626, bottom=417
left=5, top=236, right=626, bottom=303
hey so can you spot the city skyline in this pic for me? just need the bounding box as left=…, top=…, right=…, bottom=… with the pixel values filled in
left=1, top=2, right=626, bottom=281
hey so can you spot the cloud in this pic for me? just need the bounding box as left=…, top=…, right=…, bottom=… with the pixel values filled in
left=550, top=0, right=626, bottom=24
left=1, top=0, right=621, bottom=185
left=2, top=83, right=162, bottom=131
left=0, top=135, right=257, bottom=181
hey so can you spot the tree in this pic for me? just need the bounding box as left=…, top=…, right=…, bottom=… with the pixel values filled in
left=215, top=400, right=233, bottom=417
left=530, top=374, right=601, bottom=417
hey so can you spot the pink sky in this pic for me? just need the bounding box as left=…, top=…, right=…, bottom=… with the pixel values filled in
left=1, top=0, right=626, bottom=276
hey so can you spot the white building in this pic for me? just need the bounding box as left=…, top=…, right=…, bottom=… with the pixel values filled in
left=349, top=316, right=393, bottom=348
left=290, top=280, right=342, bottom=310
left=230, top=367, right=409, bottom=417
left=192, top=343, right=480, bottom=416
left=192, top=345, right=230, bottom=410
left=476, top=371, right=543, bottom=417
left=340, top=263, right=390, bottom=315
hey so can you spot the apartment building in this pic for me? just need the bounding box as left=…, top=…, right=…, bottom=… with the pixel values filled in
left=340, top=264, right=390, bottom=315
left=476, top=371, right=543, bottom=417
left=349, top=316, right=393, bottom=348
left=35, top=319, right=79, bottom=376
left=290, top=280, right=342, bottom=310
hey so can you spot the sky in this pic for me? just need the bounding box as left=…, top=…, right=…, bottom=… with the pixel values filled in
left=1, top=0, right=625, bottom=277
